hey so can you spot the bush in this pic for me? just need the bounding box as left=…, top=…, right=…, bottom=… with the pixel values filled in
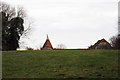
left=26, top=47, right=34, bottom=50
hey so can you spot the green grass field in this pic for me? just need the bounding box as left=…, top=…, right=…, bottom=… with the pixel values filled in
left=2, top=50, right=119, bottom=78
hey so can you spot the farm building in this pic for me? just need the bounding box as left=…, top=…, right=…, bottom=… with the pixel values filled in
left=41, top=35, right=53, bottom=50
left=89, top=38, right=112, bottom=49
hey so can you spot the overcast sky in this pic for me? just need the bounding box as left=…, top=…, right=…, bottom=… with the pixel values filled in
left=1, top=0, right=119, bottom=49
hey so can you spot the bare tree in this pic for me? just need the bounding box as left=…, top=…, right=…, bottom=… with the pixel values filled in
left=109, top=35, right=120, bottom=49
left=17, top=6, right=26, bottom=18
left=0, top=2, right=15, bottom=20
left=0, top=2, right=26, bottom=20
left=56, top=44, right=66, bottom=49
left=18, top=17, right=33, bottom=50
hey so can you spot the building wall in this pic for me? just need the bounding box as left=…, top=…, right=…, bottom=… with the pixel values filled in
left=95, top=42, right=112, bottom=49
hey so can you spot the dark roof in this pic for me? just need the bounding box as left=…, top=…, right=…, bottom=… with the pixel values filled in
left=92, top=38, right=111, bottom=48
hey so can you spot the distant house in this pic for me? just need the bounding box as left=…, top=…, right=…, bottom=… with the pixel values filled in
left=41, top=35, right=53, bottom=50
left=89, top=39, right=112, bottom=49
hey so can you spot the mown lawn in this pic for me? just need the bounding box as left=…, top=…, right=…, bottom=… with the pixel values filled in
left=2, top=50, right=119, bottom=78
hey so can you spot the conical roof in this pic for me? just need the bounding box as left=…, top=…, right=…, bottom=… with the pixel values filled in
left=41, top=35, right=53, bottom=50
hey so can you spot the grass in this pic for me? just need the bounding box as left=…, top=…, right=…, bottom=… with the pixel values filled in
left=2, top=50, right=119, bottom=78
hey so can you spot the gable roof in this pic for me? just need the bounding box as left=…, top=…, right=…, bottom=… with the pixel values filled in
left=91, top=38, right=112, bottom=49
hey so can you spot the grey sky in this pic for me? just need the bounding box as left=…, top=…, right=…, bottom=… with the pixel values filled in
left=1, top=0, right=119, bottom=49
